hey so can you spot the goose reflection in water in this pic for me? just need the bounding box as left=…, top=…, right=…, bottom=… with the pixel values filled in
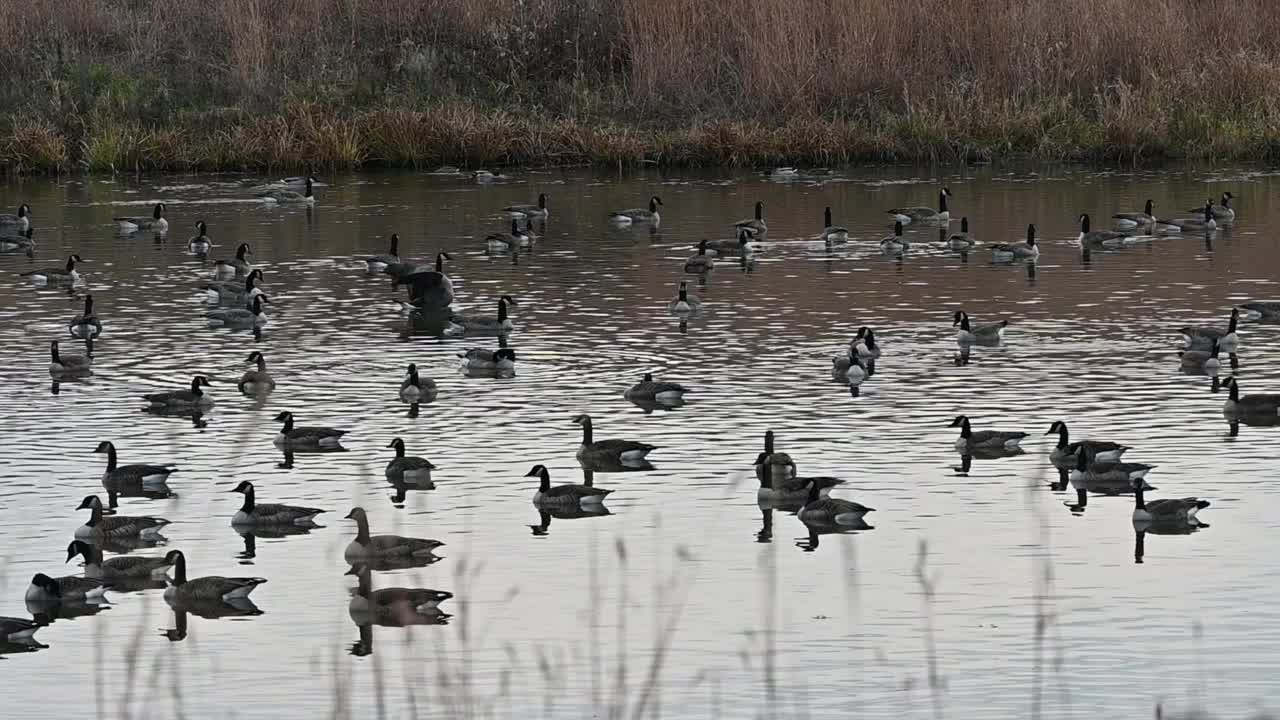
left=162, top=602, right=263, bottom=642
left=528, top=504, right=613, bottom=537
left=795, top=519, right=875, bottom=552
left=1133, top=523, right=1209, bottom=565
left=952, top=449, right=1027, bottom=475
left=0, top=638, right=47, bottom=657
left=346, top=564, right=452, bottom=629
left=235, top=524, right=320, bottom=561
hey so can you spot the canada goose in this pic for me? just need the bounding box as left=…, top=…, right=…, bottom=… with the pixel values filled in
left=1069, top=448, right=1155, bottom=487
left=819, top=206, right=848, bottom=243
left=203, top=269, right=265, bottom=305
left=755, top=430, right=796, bottom=481
left=990, top=225, right=1040, bottom=261
left=706, top=228, right=762, bottom=256
left=624, top=372, right=689, bottom=404
left=1131, top=480, right=1209, bottom=527
left=1222, top=377, right=1280, bottom=417
left=1178, top=339, right=1221, bottom=371
left=385, top=438, right=436, bottom=481
left=888, top=188, right=951, bottom=224
left=952, top=310, right=1007, bottom=344
left=358, top=234, right=400, bottom=271
left=399, top=363, right=438, bottom=402
left=66, top=541, right=176, bottom=580
left=610, top=196, right=662, bottom=225
left=832, top=330, right=864, bottom=372
left=163, top=550, right=267, bottom=605
left=26, top=573, right=107, bottom=605
left=754, top=451, right=845, bottom=503
left=458, top=347, right=517, bottom=372
left=0, top=615, right=41, bottom=641
left=273, top=411, right=346, bottom=448
left=238, top=351, right=275, bottom=394
left=113, top=203, right=168, bottom=233
left=259, top=176, right=316, bottom=204
left=486, top=219, right=526, bottom=250
left=344, top=506, right=443, bottom=562
left=733, top=201, right=767, bottom=236
left=447, top=295, right=516, bottom=335
left=668, top=281, right=702, bottom=313
left=20, top=254, right=83, bottom=284
left=187, top=221, right=211, bottom=253
left=1077, top=214, right=1129, bottom=248
left=949, top=415, right=1027, bottom=451
left=1045, top=421, right=1129, bottom=465
left=572, top=414, right=656, bottom=466
left=205, top=294, right=268, bottom=327
left=395, top=253, right=454, bottom=309
left=67, top=294, right=102, bottom=339
left=143, top=375, right=213, bottom=409
left=1187, top=192, right=1234, bottom=223
left=527, top=464, right=612, bottom=506
left=0, top=203, right=32, bottom=230
left=1155, top=202, right=1216, bottom=233
left=1181, top=308, right=1240, bottom=350
left=248, top=176, right=326, bottom=191
left=95, top=440, right=177, bottom=488
left=75, top=494, right=170, bottom=541
left=49, top=339, right=92, bottom=374
left=503, top=192, right=548, bottom=219
left=213, top=243, right=253, bottom=280
left=1112, top=199, right=1155, bottom=229
left=0, top=227, right=34, bottom=251
left=1236, top=301, right=1280, bottom=321
left=683, top=240, right=716, bottom=273
left=346, top=563, right=452, bottom=622
left=796, top=477, right=875, bottom=526
left=880, top=222, right=908, bottom=254
left=839, top=349, right=868, bottom=385
left=854, top=327, right=882, bottom=359
left=947, top=217, right=975, bottom=250
left=230, top=480, right=325, bottom=526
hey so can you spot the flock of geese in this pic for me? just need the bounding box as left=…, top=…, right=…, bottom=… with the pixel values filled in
left=1, top=174, right=1279, bottom=659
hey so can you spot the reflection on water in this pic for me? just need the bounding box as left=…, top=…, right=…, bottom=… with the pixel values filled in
left=2, top=166, right=1280, bottom=718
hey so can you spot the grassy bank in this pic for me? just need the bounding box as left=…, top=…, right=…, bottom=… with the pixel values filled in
left=4, top=0, right=1280, bottom=173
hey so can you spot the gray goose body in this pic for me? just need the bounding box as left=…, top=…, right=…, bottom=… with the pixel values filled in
left=947, top=217, right=975, bottom=250
left=459, top=347, right=517, bottom=372
left=1132, top=483, right=1209, bottom=528
left=819, top=206, right=848, bottom=243
left=733, top=201, right=767, bottom=236
left=259, top=176, right=316, bottom=204
left=344, top=507, right=443, bottom=562
left=683, top=240, right=716, bottom=273
left=143, top=375, right=213, bottom=409
left=796, top=478, right=874, bottom=526
left=754, top=430, right=796, bottom=482
left=273, top=411, right=345, bottom=448
left=448, top=295, right=516, bottom=335
left=230, top=481, right=325, bottom=526
left=213, top=243, right=253, bottom=280
left=75, top=494, right=170, bottom=541
left=990, top=225, right=1040, bottom=261
left=203, top=269, right=265, bottom=305
left=668, top=282, right=702, bottom=313
left=1046, top=421, right=1129, bottom=465
left=0, top=615, right=40, bottom=641
left=394, top=253, right=454, bottom=309
left=0, top=227, right=35, bottom=251
left=399, top=363, right=438, bottom=402
left=1186, top=192, right=1234, bottom=223
left=113, top=203, right=168, bottom=233
left=20, top=254, right=83, bottom=284
left=624, top=373, right=689, bottom=403
left=952, top=311, right=1007, bottom=344
left=1222, top=378, right=1280, bottom=417
left=67, top=541, right=175, bottom=580
left=0, top=203, right=32, bottom=231
left=1069, top=449, right=1155, bottom=490
left=572, top=414, right=655, bottom=466
left=610, top=196, right=662, bottom=225
left=163, top=550, right=266, bottom=605
left=26, top=573, right=107, bottom=605
left=1236, top=301, right=1280, bottom=321
left=1077, top=214, right=1131, bottom=248
left=1155, top=202, right=1216, bottom=233
left=69, top=294, right=102, bottom=339
left=950, top=416, right=1027, bottom=451
left=49, top=339, right=92, bottom=374
left=205, top=294, right=268, bottom=327
left=503, top=192, right=549, bottom=219
left=359, top=233, right=401, bottom=271
left=188, top=220, right=212, bottom=253
left=755, top=452, right=843, bottom=503
left=1180, top=308, right=1239, bottom=350
left=384, top=438, right=436, bottom=480
left=888, top=188, right=951, bottom=224
left=1112, top=199, right=1155, bottom=229
left=880, top=222, right=908, bottom=254
left=95, top=441, right=177, bottom=488
left=238, top=351, right=275, bottom=394
left=706, top=229, right=761, bottom=256
left=527, top=465, right=612, bottom=506
left=347, top=564, right=452, bottom=622
left=486, top=219, right=534, bottom=250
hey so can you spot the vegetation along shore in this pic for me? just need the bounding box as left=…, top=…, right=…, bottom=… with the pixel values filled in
left=4, top=0, right=1280, bottom=174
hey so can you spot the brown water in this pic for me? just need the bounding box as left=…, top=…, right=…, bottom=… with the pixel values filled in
left=1, top=166, right=1278, bottom=719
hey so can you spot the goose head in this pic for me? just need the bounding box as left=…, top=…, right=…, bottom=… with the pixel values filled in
left=76, top=494, right=103, bottom=511
left=273, top=411, right=294, bottom=423
left=230, top=480, right=254, bottom=494
left=948, top=415, right=970, bottom=428
left=344, top=507, right=368, bottom=522
left=30, top=573, right=60, bottom=597
left=65, top=540, right=93, bottom=563
left=93, top=441, right=114, bottom=454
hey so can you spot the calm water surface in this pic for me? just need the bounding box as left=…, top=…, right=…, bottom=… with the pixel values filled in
left=2, top=166, right=1279, bottom=719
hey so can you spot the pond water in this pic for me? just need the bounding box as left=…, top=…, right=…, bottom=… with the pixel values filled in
left=1, top=165, right=1279, bottom=719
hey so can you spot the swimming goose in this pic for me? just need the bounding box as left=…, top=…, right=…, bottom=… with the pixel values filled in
left=838, top=348, right=868, bottom=385
left=683, top=240, right=716, bottom=273
left=1046, top=421, right=1129, bottom=465
left=187, top=221, right=211, bottom=253
left=572, top=414, right=656, bottom=466
left=0, top=203, right=32, bottom=230
left=250, top=175, right=325, bottom=191
left=385, top=438, right=436, bottom=481
left=527, top=464, right=612, bottom=506
left=485, top=219, right=526, bottom=250
left=796, top=477, right=875, bottom=526
left=95, top=441, right=177, bottom=488
left=854, top=327, right=882, bottom=359
left=1181, top=308, right=1240, bottom=350
left=1155, top=202, right=1216, bottom=233
left=230, top=480, right=325, bottom=526
left=358, top=234, right=401, bottom=272
left=733, top=201, right=767, bottom=237
left=20, top=254, right=83, bottom=284
left=1069, top=449, right=1155, bottom=488
left=213, top=243, right=253, bottom=280
left=949, top=416, right=1027, bottom=451
left=610, top=196, right=662, bottom=225
left=503, top=192, right=548, bottom=219
left=49, top=339, right=92, bottom=374
left=458, top=347, right=517, bottom=372
left=953, top=310, right=1007, bottom=344
left=879, top=222, right=908, bottom=254
left=1077, top=214, right=1130, bottom=248
left=143, top=375, right=213, bottom=410
left=273, top=411, right=346, bottom=448
left=68, top=294, right=102, bottom=339
left=947, top=217, right=975, bottom=250
left=395, top=253, right=454, bottom=309
left=888, top=188, right=951, bottom=224
left=238, top=351, right=275, bottom=394
left=1236, top=301, right=1280, bottom=321
left=113, top=203, right=168, bottom=233
left=259, top=176, right=316, bottom=204
left=0, top=227, right=34, bottom=251
left=817, top=206, right=849, bottom=243
left=706, top=228, right=762, bottom=256
left=668, top=281, right=702, bottom=313
left=205, top=294, right=268, bottom=327
left=831, top=332, right=862, bottom=372
left=1188, top=192, right=1234, bottom=223
left=399, top=363, right=438, bottom=402
left=447, top=295, right=516, bottom=335
left=1222, top=377, right=1280, bottom=417
left=343, top=506, right=443, bottom=562
left=755, top=452, right=844, bottom=503
left=66, top=541, right=176, bottom=580
left=755, top=430, right=796, bottom=481
left=26, top=573, right=107, bottom=605
left=624, top=372, right=689, bottom=404
left=347, top=563, right=452, bottom=622
left=203, top=269, right=265, bottom=305
left=163, top=550, right=267, bottom=604
left=1112, top=199, right=1155, bottom=229
left=990, top=224, right=1040, bottom=261
left=75, top=494, right=170, bottom=541
left=1178, top=339, right=1221, bottom=371
left=0, top=615, right=41, bottom=641
left=1131, top=481, right=1209, bottom=527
